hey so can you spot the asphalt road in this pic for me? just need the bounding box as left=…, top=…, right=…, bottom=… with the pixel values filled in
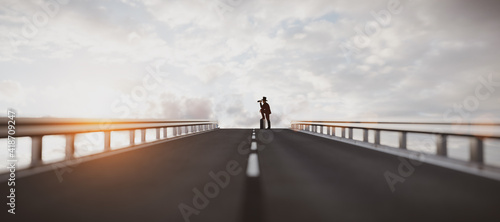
left=2, top=129, right=500, bottom=222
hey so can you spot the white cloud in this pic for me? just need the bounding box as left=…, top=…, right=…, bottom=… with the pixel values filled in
left=0, top=80, right=26, bottom=104
left=1, top=0, right=500, bottom=127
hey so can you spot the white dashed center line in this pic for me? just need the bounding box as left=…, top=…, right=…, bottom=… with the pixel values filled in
left=246, top=153, right=260, bottom=177
left=250, top=141, right=257, bottom=151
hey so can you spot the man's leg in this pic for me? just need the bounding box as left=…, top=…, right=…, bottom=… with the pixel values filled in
left=260, top=109, right=265, bottom=119
left=266, top=113, right=271, bottom=129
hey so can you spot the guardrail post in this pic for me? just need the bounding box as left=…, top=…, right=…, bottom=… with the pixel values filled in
left=31, top=136, right=43, bottom=167
left=163, top=127, right=168, bottom=138
left=65, top=134, right=75, bottom=160
left=130, top=130, right=135, bottom=145
left=156, top=128, right=161, bottom=140
left=320, top=125, right=323, bottom=134
left=341, top=127, right=345, bottom=138
left=348, top=128, right=353, bottom=139
left=374, top=130, right=380, bottom=145
left=141, top=129, right=146, bottom=142
left=363, top=129, right=368, bottom=142
left=104, top=131, right=111, bottom=151
left=399, top=132, right=407, bottom=149
left=470, top=137, right=484, bottom=164
left=173, top=127, right=177, bottom=136
left=326, top=126, right=330, bottom=135
left=436, top=134, right=447, bottom=156
left=332, top=127, right=336, bottom=136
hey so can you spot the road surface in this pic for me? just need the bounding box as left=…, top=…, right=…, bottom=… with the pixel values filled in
left=2, top=129, right=500, bottom=221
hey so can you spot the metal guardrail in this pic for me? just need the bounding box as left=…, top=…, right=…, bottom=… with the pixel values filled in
left=0, top=118, right=218, bottom=168
left=291, top=120, right=500, bottom=165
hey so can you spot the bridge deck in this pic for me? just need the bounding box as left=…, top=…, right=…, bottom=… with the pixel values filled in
left=3, top=129, right=500, bottom=221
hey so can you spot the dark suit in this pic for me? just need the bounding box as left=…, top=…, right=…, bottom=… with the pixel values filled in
left=260, top=102, right=271, bottom=129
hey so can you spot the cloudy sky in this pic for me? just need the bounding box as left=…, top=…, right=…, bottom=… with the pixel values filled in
left=1, top=0, right=499, bottom=128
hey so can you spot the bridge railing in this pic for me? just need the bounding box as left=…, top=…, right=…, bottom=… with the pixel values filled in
left=0, top=118, right=218, bottom=168
left=291, top=120, right=500, bottom=165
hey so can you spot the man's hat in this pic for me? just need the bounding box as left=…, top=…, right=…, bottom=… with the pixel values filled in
left=262, top=96, right=267, bottom=101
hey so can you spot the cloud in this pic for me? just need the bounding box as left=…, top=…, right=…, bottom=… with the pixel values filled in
left=155, top=93, right=215, bottom=119
left=0, top=80, right=25, bottom=104
left=1, top=0, right=500, bottom=128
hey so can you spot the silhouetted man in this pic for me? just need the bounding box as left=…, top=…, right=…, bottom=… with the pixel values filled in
left=259, top=96, right=271, bottom=129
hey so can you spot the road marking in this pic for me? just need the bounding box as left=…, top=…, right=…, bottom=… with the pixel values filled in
left=246, top=153, right=260, bottom=177
left=252, top=134, right=256, bottom=139
left=250, top=141, right=257, bottom=151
